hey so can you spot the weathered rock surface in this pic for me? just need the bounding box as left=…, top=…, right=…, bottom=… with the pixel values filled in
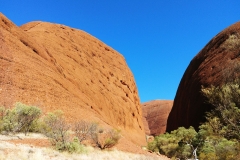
left=0, top=13, right=145, bottom=145
left=142, top=100, right=173, bottom=135
left=167, top=22, right=240, bottom=131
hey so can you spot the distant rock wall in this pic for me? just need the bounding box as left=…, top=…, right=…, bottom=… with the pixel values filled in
left=167, top=22, right=240, bottom=131
left=142, top=100, right=173, bottom=135
left=0, top=13, right=146, bottom=146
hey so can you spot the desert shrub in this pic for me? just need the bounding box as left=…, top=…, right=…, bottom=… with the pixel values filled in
left=1, top=103, right=41, bottom=135
left=74, top=120, right=98, bottom=142
left=26, top=118, right=43, bottom=133
left=100, top=129, right=121, bottom=149
left=41, top=111, right=90, bottom=153
left=198, top=136, right=239, bottom=160
left=221, top=33, right=240, bottom=51
left=0, top=103, right=120, bottom=152
left=148, top=132, right=178, bottom=157
left=196, top=122, right=240, bottom=159
left=0, top=106, right=5, bottom=120
left=92, top=128, right=121, bottom=150
left=42, top=110, right=71, bottom=151
left=147, top=138, right=158, bottom=152
left=67, top=137, right=86, bottom=154
left=2, top=107, right=18, bottom=133
left=13, top=102, right=42, bottom=135
left=148, top=127, right=197, bottom=159
left=0, top=121, right=3, bottom=132
left=0, top=106, right=6, bottom=132
left=74, top=120, right=120, bottom=150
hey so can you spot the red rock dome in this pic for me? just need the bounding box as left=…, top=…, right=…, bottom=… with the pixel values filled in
left=167, top=22, right=240, bottom=131
left=0, top=13, right=146, bottom=146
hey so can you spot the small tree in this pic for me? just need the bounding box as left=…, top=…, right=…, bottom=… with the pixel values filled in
left=201, top=81, right=240, bottom=140
left=198, top=80, right=240, bottom=159
left=13, top=102, right=42, bottom=135
left=42, top=110, right=71, bottom=151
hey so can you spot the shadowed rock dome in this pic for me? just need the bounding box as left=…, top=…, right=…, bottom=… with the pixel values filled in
left=142, top=100, right=173, bottom=135
left=167, top=22, right=240, bottom=132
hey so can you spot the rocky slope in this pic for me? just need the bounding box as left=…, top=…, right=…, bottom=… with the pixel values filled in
left=142, top=100, right=173, bottom=135
left=167, top=22, right=240, bottom=131
left=0, top=13, right=145, bottom=145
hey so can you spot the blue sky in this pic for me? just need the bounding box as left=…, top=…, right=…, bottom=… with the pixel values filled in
left=1, top=1, right=240, bottom=102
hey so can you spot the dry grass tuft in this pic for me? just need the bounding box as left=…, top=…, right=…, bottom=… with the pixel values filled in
left=221, top=33, right=240, bottom=51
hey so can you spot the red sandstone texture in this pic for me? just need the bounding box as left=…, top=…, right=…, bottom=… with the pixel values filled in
left=0, top=13, right=145, bottom=146
left=167, top=22, right=240, bottom=132
left=142, top=100, right=173, bottom=135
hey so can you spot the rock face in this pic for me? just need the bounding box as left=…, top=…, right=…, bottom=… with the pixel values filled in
left=167, top=22, right=240, bottom=132
left=0, top=13, right=145, bottom=145
left=142, top=100, right=173, bottom=135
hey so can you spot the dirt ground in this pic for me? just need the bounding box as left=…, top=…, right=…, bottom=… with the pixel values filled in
left=0, top=133, right=170, bottom=160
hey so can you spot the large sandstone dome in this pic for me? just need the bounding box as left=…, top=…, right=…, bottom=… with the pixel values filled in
left=142, top=100, right=173, bottom=136
left=167, top=22, right=240, bottom=131
left=0, top=13, right=145, bottom=145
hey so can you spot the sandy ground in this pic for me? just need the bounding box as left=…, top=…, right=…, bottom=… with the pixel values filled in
left=0, top=133, right=170, bottom=160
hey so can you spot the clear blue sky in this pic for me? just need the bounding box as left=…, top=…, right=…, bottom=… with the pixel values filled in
left=1, top=1, right=240, bottom=102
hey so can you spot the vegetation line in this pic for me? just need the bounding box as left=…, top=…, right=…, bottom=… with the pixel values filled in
left=148, top=79, right=240, bottom=159
left=0, top=102, right=120, bottom=154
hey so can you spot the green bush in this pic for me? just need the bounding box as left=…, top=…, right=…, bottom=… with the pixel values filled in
left=199, top=137, right=239, bottom=160
left=101, top=129, right=121, bottom=149
left=148, top=80, right=240, bottom=159
left=0, top=106, right=5, bottom=120
left=0, top=103, right=120, bottom=153
left=148, top=127, right=197, bottom=159
left=42, top=110, right=71, bottom=151
left=41, top=110, right=90, bottom=153
left=74, top=120, right=120, bottom=150
left=67, top=137, right=86, bottom=154
left=0, top=103, right=42, bottom=135
left=0, top=106, right=6, bottom=132
left=91, top=127, right=121, bottom=150
left=148, top=125, right=240, bottom=159
left=14, top=102, right=42, bottom=135
left=2, top=107, right=18, bottom=133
